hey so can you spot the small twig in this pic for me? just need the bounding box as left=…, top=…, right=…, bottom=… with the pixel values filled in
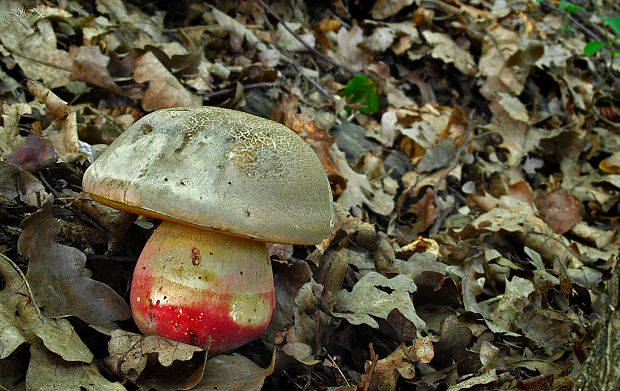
left=38, top=172, right=67, bottom=205
left=323, top=348, right=351, bottom=387
left=361, top=343, right=379, bottom=391
left=11, top=52, right=72, bottom=72
left=430, top=110, right=475, bottom=235
left=202, top=82, right=276, bottom=101
left=255, top=0, right=356, bottom=75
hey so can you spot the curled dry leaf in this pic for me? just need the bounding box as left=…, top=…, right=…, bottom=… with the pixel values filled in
left=447, top=369, right=497, bottom=391
left=17, top=206, right=131, bottom=328
left=70, top=45, right=124, bottom=96
left=26, top=80, right=71, bottom=119
left=42, top=111, right=81, bottom=162
left=106, top=329, right=207, bottom=391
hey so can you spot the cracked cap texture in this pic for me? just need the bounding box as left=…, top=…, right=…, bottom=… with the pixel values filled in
left=82, top=106, right=334, bottom=244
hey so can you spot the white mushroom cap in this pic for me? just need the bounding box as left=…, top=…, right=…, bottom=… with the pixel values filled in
left=82, top=107, right=334, bottom=245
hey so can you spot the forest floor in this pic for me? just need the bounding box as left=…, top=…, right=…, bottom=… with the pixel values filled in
left=0, top=0, right=619, bottom=390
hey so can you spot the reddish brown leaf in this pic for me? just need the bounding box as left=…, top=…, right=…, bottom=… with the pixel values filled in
left=534, top=188, right=582, bottom=234
left=517, top=374, right=554, bottom=390
left=5, top=134, right=56, bottom=172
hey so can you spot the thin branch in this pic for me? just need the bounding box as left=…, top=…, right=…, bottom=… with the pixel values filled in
left=255, top=0, right=357, bottom=75
left=323, top=348, right=351, bottom=387
left=11, top=52, right=72, bottom=72
left=538, top=0, right=601, bottom=42
left=202, top=82, right=276, bottom=101
left=256, top=6, right=336, bottom=105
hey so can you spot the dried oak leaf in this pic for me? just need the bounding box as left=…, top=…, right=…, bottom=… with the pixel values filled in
left=330, top=144, right=394, bottom=216
left=106, top=329, right=207, bottom=391
left=17, top=206, right=131, bottom=328
left=279, top=279, right=331, bottom=366
left=422, top=31, right=476, bottom=76
left=458, top=207, right=583, bottom=268
left=333, top=272, right=426, bottom=331
left=370, top=0, right=415, bottom=20
left=26, top=340, right=125, bottom=391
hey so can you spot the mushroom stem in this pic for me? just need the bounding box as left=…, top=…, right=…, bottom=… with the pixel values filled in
left=130, top=220, right=275, bottom=352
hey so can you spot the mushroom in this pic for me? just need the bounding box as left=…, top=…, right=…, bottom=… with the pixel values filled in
left=82, top=106, right=334, bottom=352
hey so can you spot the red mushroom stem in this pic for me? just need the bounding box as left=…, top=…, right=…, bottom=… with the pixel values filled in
left=130, top=220, right=275, bottom=352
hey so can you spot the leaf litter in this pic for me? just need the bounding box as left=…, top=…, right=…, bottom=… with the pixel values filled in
left=0, top=0, right=619, bottom=390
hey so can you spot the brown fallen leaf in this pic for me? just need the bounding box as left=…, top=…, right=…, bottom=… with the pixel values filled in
left=105, top=329, right=208, bottom=391
left=70, top=45, right=124, bottom=96
left=193, top=349, right=276, bottom=391
left=133, top=51, right=202, bottom=111
left=432, top=315, right=472, bottom=368
left=330, top=144, right=395, bottom=216
left=407, top=187, right=439, bottom=233
left=17, top=206, right=131, bottom=328
left=534, top=188, right=582, bottom=234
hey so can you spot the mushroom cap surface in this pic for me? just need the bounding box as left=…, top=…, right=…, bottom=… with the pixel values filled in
left=82, top=106, right=334, bottom=245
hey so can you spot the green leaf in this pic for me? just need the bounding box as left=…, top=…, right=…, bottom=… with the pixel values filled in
left=340, top=74, right=380, bottom=114
left=559, top=1, right=583, bottom=13
left=603, top=17, right=620, bottom=37
left=584, top=41, right=606, bottom=56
